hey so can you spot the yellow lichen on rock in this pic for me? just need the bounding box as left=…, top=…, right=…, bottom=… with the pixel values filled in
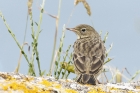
left=65, top=89, right=78, bottom=93
left=88, top=88, right=106, bottom=93
left=40, top=79, right=53, bottom=87
left=0, top=72, right=140, bottom=93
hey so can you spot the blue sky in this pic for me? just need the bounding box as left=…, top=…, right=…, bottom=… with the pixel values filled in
left=0, top=0, right=140, bottom=81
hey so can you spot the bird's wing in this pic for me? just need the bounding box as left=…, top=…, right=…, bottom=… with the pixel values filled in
left=73, top=39, right=105, bottom=75
left=89, top=40, right=105, bottom=75
left=73, top=40, right=89, bottom=74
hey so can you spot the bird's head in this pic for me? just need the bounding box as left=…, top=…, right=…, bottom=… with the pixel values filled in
left=66, top=24, right=99, bottom=39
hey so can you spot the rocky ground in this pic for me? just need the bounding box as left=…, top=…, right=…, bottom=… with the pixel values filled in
left=0, top=72, right=140, bottom=93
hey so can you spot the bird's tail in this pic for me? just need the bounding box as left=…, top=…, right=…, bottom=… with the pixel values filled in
left=76, top=74, right=98, bottom=85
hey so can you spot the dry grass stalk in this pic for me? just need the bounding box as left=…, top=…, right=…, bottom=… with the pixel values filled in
left=49, top=0, right=62, bottom=76
left=74, top=0, right=91, bottom=16
left=15, top=43, right=30, bottom=73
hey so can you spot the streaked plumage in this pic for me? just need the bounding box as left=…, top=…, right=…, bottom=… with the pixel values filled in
left=66, top=24, right=105, bottom=85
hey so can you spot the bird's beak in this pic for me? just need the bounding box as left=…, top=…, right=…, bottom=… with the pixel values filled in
left=66, top=28, right=77, bottom=32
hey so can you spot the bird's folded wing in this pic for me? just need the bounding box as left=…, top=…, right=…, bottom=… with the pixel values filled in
left=73, top=40, right=105, bottom=75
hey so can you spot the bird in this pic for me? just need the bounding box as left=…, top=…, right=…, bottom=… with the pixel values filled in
left=66, top=24, right=106, bottom=85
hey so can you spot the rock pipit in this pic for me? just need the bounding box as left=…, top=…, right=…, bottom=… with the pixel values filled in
left=66, top=24, right=105, bottom=85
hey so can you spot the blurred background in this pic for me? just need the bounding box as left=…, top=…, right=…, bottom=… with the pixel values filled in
left=0, top=0, right=140, bottom=82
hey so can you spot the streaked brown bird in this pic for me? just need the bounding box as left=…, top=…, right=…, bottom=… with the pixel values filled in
left=66, top=24, right=105, bottom=85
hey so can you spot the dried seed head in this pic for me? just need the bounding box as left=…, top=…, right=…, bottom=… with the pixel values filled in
left=74, top=0, right=91, bottom=16
left=74, top=0, right=82, bottom=6
left=27, top=0, right=33, bottom=14
left=81, top=0, right=91, bottom=16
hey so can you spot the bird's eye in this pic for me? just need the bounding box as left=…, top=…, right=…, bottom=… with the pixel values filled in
left=81, top=28, right=86, bottom=32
